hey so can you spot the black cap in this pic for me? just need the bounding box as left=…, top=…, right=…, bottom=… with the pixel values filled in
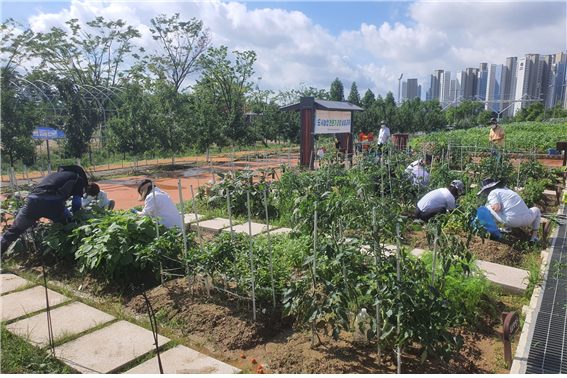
left=489, top=118, right=498, bottom=124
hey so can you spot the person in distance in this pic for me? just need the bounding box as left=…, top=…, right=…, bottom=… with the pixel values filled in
left=131, top=179, right=183, bottom=230
left=82, top=183, right=115, bottom=210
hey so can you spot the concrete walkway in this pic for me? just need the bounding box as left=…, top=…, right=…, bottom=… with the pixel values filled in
left=0, top=272, right=240, bottom=374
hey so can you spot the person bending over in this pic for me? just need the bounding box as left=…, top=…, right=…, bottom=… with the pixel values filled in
left=131, top=179, right=183, bottom=230
left=1, top=165, right=89, bottom=254
left=82, top=183, right=115, bottom=210
left=476, top=178, right=540, bottom=242
left=415, top=180, right=465, bottom=222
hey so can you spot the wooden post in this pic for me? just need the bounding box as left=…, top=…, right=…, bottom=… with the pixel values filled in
left=502, top=311, right=520, bottom=368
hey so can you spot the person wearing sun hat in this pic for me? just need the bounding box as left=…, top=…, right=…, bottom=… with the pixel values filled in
left=131, top=179, right=183, bottom=230
left=415, top=180, right=465, bottom=222
left=477, top=178, right=541, bottom=242
left=488, top=118, right=504, bottom=156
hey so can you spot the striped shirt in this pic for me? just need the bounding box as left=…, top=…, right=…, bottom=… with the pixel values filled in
left=417, top=188, right=455, bottom=212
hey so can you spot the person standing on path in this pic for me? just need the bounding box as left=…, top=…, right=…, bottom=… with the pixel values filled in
left=415, top=180, right=465, bottom=222
left=1, top=165, right=89, bottom=254
left=131, top=179, right=183, bottom=230
left=489, top=118, right=505, bottom=156
left=477, top=178, right=541, bottom=242
left=376, top=120, right=390, bottom=156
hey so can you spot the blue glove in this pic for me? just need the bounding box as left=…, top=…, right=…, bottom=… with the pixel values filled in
left=131, top=208, right=139, bottom=214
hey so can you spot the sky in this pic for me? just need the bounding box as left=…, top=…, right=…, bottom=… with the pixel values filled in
left=2, top=0, right=566, bottom=100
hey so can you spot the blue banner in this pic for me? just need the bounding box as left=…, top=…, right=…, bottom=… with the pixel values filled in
left=33, top=127, right=66, bottom=139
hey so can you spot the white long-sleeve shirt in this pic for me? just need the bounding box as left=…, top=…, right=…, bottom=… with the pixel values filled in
left=82, top=190, right=110, bottom=208
left=417, top=188, right=455, bottom=212
left=140, top=187, right=183, bottom=230
left=377, top=126, right=390, bottom=145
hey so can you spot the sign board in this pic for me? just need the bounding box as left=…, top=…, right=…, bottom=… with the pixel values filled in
left=502, top=311, right=520, bottom=368
left=314, top=110, right=351, bottom=134
left=33, top=127, right=66, bottom=139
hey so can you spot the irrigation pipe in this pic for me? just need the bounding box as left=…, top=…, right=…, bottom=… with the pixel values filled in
left=264, top=189, right=276, bottom=308
left=373, top=208, right=381, bottom=365
left=246, top=191, right=257, bottom=321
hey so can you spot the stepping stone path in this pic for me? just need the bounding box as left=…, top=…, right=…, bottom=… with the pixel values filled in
left=123, top=345, right=240, bottom=374
left=1, top=275, right=241, bottom=374
left=6, top=301, right=115, bottom=347
left=222, top=221, right=275, bottom=236
left=1, top=286, right=69, bottom=322
left=184, top=213, right=204, bottom=224
left=54, top=321, right=170, bottom=374
left=1, top=272, right=29, bottom=294
left=192, top=218, right=235, bottom=234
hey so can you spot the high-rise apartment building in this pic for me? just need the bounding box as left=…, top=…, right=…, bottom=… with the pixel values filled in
left=406, top=78, right=419, bottom=101
left=440, top=71, right=451, bottom=103
left=476, top=69, right=488, bottom=101
left=432, top=70, right=444, bottom=100
left=401, top=81, right=408, bottom=101
left=455, top=70, right=465, bottom=102
left=449, top=79, right=456, bottom=102
left=500, top=57, right=518, bottom=117
left=514, top=54, right=540, bottom=114
left=547, top=52, right=567, bottom=110
left=486, top=64, right=503, bottom=113
left=479, top=63, right=488, bottom=71
left=464, top=68, right=478, bottom=100
left=423, top=74, right=433, bottom=101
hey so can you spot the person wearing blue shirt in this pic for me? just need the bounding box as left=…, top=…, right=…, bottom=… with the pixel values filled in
left=1, top=165, right=90, bottom=254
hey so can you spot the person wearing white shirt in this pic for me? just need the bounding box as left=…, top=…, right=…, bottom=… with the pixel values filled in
left=477, top=178, right=541, bottom=242
left=132, top=179, right=183, bottom=230
left=82, top=183, right=114, bottom=209
left=377, top=120, right=390, bottom=149
left=415, top=180, right=465, bottom=222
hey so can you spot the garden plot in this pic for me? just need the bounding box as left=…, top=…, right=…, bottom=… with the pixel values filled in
left=2, top=142, right=564, bottom=374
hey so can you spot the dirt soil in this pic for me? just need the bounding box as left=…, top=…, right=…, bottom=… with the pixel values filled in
left=121, top=278, right=515, bottom=374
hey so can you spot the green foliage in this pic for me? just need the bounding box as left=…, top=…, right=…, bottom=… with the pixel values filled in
left=42, top=208, right=189, bottom=281
left=329, top=77, right=344, bottom=102
left=520, top=178, right=547, bottom=208
left=1, top=324, right=74, bottom=374
left=347, top=82, right=361, bottom=106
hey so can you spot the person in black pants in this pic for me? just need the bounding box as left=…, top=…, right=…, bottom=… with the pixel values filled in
left=1, top=165, right=89, bottom=254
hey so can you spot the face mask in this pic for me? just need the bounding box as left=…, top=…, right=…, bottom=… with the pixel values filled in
left=491, top=124, right=497, bottom=129
left=381, top=125, right=385, bottom=128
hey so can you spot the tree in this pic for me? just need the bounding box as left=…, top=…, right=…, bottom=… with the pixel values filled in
left=151, top=81, right=192, bottom=163
left=477, top=110, right=493, bottom=126
left=361, top=89, right=375, bottom=110
left=106, top=83, right=155, bottom=168
left=31, top=17, right=141, bottom=87
left=197, top=46, right=257, bottom=146
left=148, top=14, right=212, bottom=92
left=54, top=78, right=102, bottom=161
left=0, top=69, right=44, bottom=168
left=1, top=18, right=35, bottom=73
left=347, top=82, right=361, bottom=106
left=329, top=78, right=344, bottom=101
left=188, top=86, right=226, bottom=154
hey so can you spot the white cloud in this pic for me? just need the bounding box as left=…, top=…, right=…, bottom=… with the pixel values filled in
left=13, top=0, right=567, bottom=100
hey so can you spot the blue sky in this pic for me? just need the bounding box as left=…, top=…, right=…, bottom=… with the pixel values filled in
left=2, top=1, right=566, bottom=99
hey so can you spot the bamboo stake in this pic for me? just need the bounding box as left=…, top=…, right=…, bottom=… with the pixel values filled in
left=247, top=191, right=257, bottom=321
left=150, top=181, right=163, bottom=285
left=517, top=158, right=522, bottom=190
left=430, top=229, right=438, bottom=297
left=227, top=188, right=238, bottom=293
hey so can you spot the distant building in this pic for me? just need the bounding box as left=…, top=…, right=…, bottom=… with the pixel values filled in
left=433, top=70, right=444, bottom=100
left=476, top=68, right=488, bottom=101
left=547, top=52, right=567, bottom=110
left=486, top=64, right=503, bottom=113
left=424, top=74, right=433, bottom=101
left=514, top=54, right=540, bottom=114
left=479, top=63, right=488, bottom=71
left=449, top=79, right=456, bottom=102
left=501, top=57, right=518, bottom=118
left=440, top=71, right=451, bottom=103
left=455, top=70, right=465, bottom=103
left=464, top=68, right=478, bottom=100
left=406, top=78, right=419, bottom=101
left=401, top=81, right=408, bottom=101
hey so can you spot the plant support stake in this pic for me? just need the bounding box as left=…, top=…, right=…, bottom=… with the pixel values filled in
left=177, top=180, right=189, bottom=291
left=373, top=207, right=381, bottom=365
left=516, top=158, right=522, bottom=190
left=247, top=191, right=257, bottom=321
left=264, top=189, right=276, bottom=308
left=395, top=223, right=401, bottom=374
left=313, top=201, right=318, bottom=290
left=191, top=184, right=208, bottom=296
left=150, top=181, right=163, bottom=285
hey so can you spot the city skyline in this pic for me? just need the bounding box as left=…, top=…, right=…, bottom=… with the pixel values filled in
left=2, top=0, right=566, bottom=100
